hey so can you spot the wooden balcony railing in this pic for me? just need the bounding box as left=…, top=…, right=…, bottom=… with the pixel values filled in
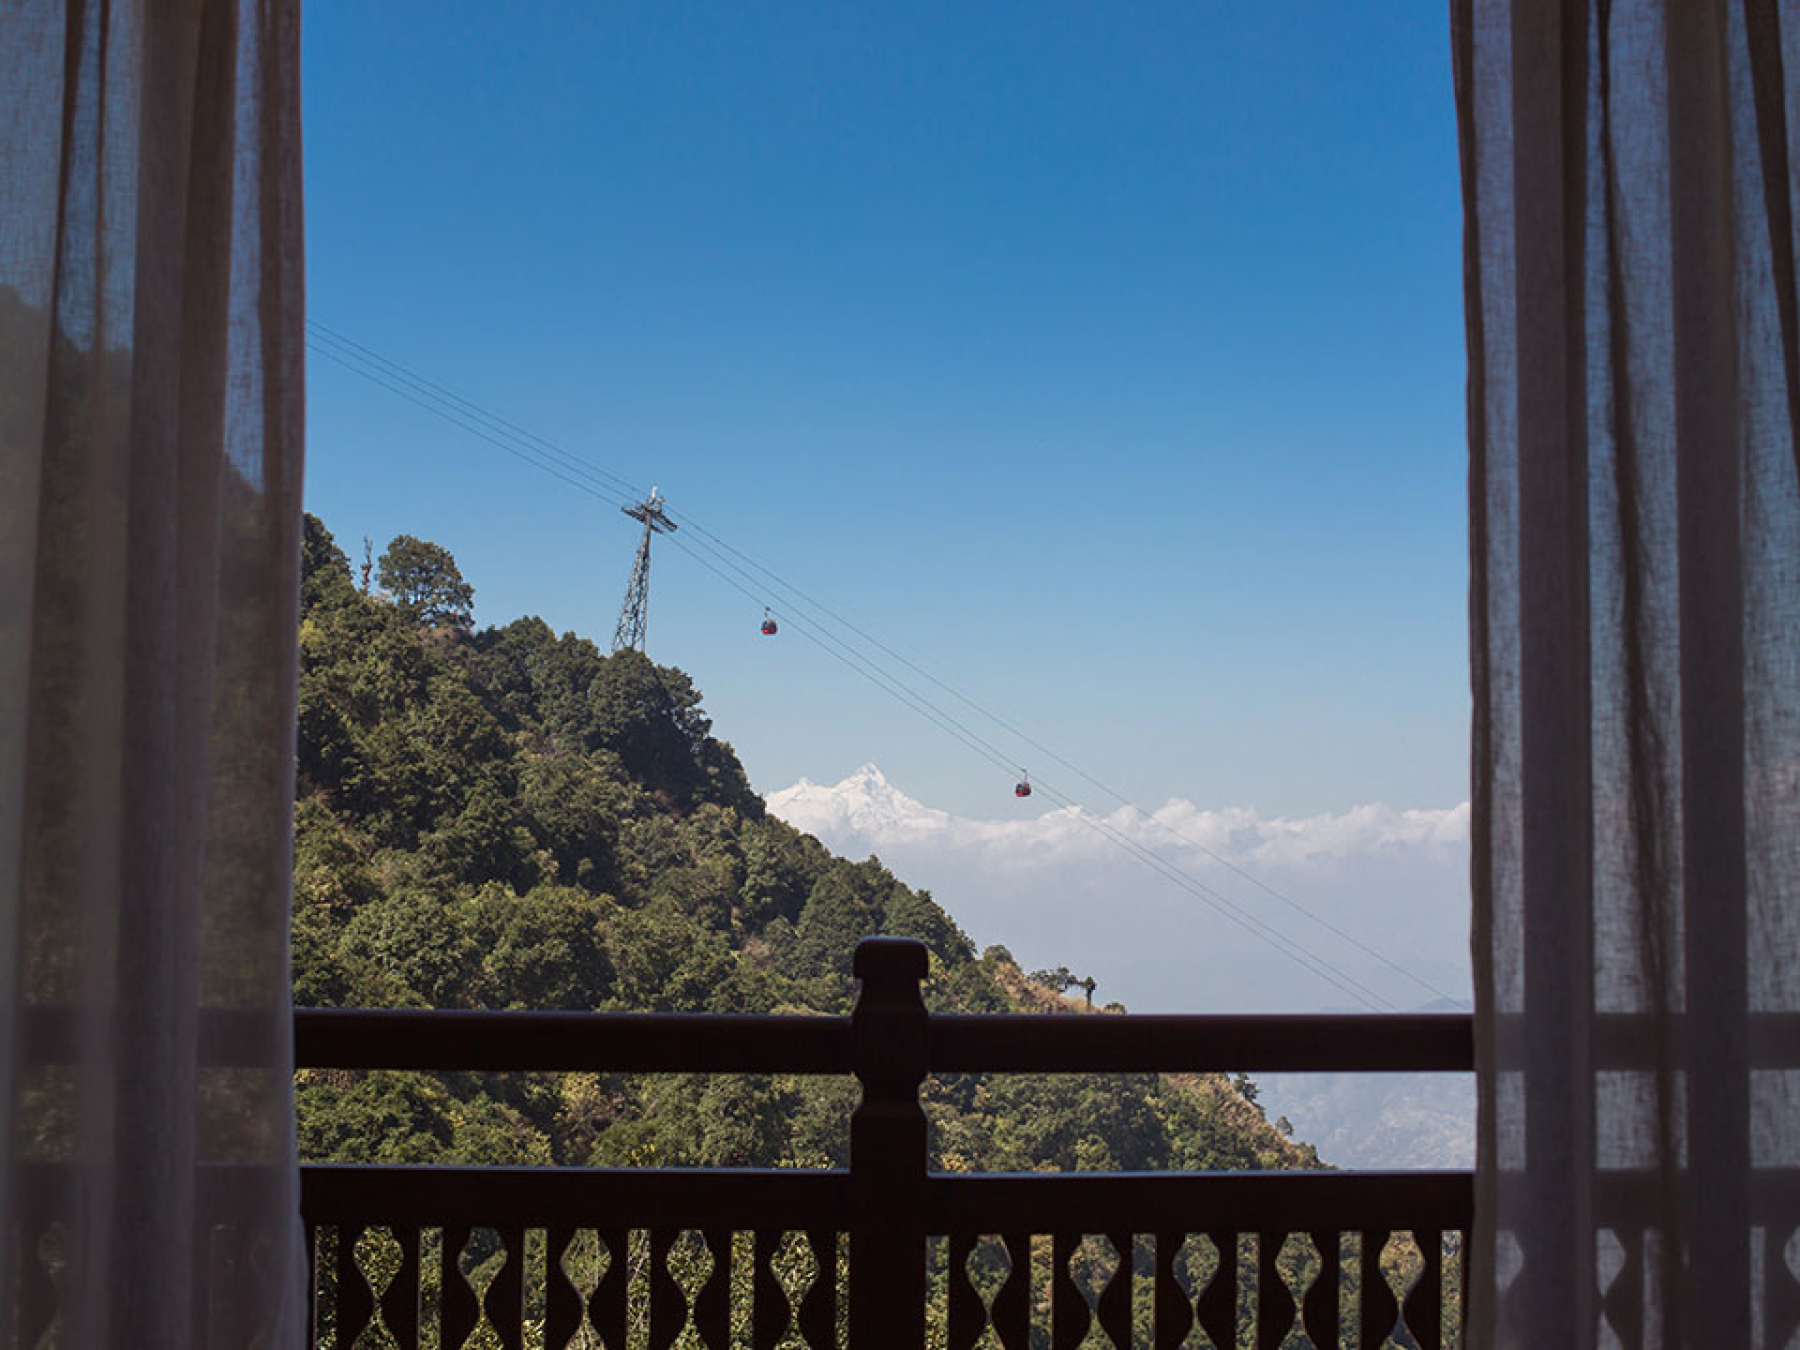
left=297, top=937, right=1475, bottom=1348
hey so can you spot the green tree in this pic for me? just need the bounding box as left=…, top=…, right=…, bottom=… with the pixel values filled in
left=587, top=650, right=757, bottom=812
left=462, top=882, right=614, bottom=1009
left=738, top=818, right=828, bottom=930
left=884, top=883, right=974, bottom=964
left=1029, top=965, right=1076, bottom=993
left=301, top=514, right=359, bottom=613
left=602, top=899, right=765, bottom=1012
left=694, top=1076, right=786, bottom=1167
left=789, top=862, right=885, bottom=991
left=295, top=1071, right=458, bottom=1163
left=378, top=534, right=475, bottom=630
left=516, top=752, right=630, bottom=888
left=338, top=888, right=472, bottom=1007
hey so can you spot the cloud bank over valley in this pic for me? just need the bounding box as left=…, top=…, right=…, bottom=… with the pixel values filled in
left=768, top=764, right=1472, bottom=1017
left=769, top=765, right=1476, bottom=1167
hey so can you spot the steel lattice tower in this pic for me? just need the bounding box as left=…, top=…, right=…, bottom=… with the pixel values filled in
left=612, top=488, right=677, bottom=652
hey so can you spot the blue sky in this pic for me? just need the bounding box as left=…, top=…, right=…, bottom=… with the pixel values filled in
left=302, top=3, right=1469, bottom=820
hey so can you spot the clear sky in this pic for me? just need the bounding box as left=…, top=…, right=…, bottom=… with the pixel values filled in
left=302, top=3, right=1469, bottom=821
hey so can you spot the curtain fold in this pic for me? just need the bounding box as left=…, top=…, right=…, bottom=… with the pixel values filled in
left=1, top=1, right=307, bottom=1345
left=1457, top=1, right=1800, bottom=1346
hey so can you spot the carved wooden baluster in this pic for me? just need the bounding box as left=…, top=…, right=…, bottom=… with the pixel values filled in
left=692, top=1229, right=733, bottom=1348
left=378, top=1226, right=422, bottom=1349
left=648, top=1229, right=687, bottom=1350
left=206, top=1221, right=270, bottom=1349
left=481, top=1226, right=524, bottom=1350
left=591, top=1228, right=629, bottom=1350
left=946, top=1232, right=986, bottom=1350
left=1402, top=1229, right=1442, bottom=1350
left=19, top=1205, right=58, bottom=1348
left=1095, top=1232, right=1133, bottom=1348
left=796, top=1229, right=837, bottom=1349
left=991, top=1231, right=1033, bottom=1349
left=440, top=1225, right=479, bottom=1350
left=1597, top=1227, right=1642, bottom=1349
left=545, top=1226, right=583, bottom=1348
left=1256, top=1232, right=1291, bottom=1350
left=1044, top=1231, right=1080, bottom=1346
left=1192, top=1232, right=1236, bottom=1348
left=335, top=1225, right=375, bottom=1350
left=304, top=1221, right=320, bottom=1350
left=1767, top=1224, right=1800, bottom=1349
left=1359, top=1230, right=1400, bottom=1349
left=1301, top=1231, right=1340, bottom=1350
left=848, top=939, right=929, bottom=1348
left=751, top=1230, right=792, bottom=1349
left=1152, top=1232, right=1194, bottom=1350
left=1050, top=1232, right=1090, bottom=1349
left=193, top=1219, right=216, bottom=1349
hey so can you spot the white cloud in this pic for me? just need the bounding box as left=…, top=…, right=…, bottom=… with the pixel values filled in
left=770, top=764, right=1468, bottom=870
left=770, top=764, right=1478, bottom=1168
left=767, top=764, right=1472, bottom=1016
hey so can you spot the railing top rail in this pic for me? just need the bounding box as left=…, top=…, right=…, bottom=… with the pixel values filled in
left=930, top=1012, right=1474, bottom=1074
left=285, top=1006, right=1800, bottom=1075
left=294, top=1008, right=853, bottom=1074
left=284, top=1007, right=1473, bottom=1075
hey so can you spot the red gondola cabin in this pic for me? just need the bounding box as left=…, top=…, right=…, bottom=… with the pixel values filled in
left=1014, top=780, right=1032, bottom=798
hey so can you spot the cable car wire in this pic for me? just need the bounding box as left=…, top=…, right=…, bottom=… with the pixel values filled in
left=658, top=510, right=1460, bottom=1005
left=307, top=342, right=638, bottom=512
left=611, top=523, right=1400, bottom=1011
left=295, top=337, right=1457, bottom=1012
left=1019, top=777, right=1399, bottom=1012
left=307, top=321, right=645, bottom=500
left=310, top=327, right=1424, bottom=1010
left=668, top=529, right=1395, bottom=1010
left=308, top=323, right=1447, bottom=1010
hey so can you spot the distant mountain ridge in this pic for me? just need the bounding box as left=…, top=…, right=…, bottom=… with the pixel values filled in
left=1258, top=1069, right=1475, bottom=1170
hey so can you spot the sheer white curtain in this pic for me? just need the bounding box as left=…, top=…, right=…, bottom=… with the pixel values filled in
left=1, top=1, right=307, bottom=1345
left=1456, top=1, right=1800, bottom=1346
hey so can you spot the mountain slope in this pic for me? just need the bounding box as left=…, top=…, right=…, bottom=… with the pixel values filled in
left=291, top=518, right=1317, bottom=1173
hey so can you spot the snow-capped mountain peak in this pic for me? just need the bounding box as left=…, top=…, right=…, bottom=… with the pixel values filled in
left=766, top=763, right=950, bottom=841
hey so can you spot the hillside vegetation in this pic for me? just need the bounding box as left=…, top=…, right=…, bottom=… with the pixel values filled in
left=292, top=517, right=1318, bottom=1173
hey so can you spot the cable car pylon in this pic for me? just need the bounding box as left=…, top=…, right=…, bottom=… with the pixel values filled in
left=612, top=488, right=676, bottom=652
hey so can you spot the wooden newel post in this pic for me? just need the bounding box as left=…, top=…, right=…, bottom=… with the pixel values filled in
left=849, top=937, right=930, bottom=1348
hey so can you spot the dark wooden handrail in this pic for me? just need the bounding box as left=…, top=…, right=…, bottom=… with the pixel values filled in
left=24, top=1003, right=1799, bottom=1074
left=928, top=1010, right=1473, bottom=1073
left=295, top=1007, right=853, bottom=1073
left=286, top=1008, right=1475, bottom=1074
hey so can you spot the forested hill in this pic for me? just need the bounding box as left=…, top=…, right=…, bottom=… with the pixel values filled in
left=293, top=516, right=1318, bottom=1172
